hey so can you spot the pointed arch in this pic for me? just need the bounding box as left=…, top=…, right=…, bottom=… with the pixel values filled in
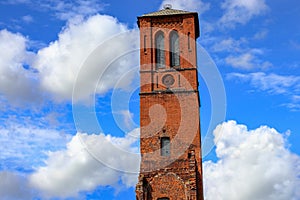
left=155, top=31, right=165, bottom=68
left=170, top=31, right=180, bottom=67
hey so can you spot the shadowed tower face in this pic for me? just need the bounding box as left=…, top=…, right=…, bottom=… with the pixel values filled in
left=136, top=6, right=204, bottom=200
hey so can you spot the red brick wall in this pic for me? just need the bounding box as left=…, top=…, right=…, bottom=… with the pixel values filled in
left=136, top=11, right=204, bottom=200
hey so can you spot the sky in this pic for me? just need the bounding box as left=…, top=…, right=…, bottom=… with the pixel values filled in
left=0, top=0, right=300, bottom=199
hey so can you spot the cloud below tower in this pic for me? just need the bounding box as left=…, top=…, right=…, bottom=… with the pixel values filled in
left=204, top=120, right=300, bottom=200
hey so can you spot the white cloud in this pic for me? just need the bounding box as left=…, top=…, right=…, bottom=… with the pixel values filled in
left=0, top=122, right=71, bottom=171
left=225, top=52, right=272, bottom=70
left=1, top=0, right=30, bottom=4
left=209, top=37, right=272, bottom=70
left=0, top=29, right=40, bottom=105
left=0, top=172, right=34, bottom=200
left=0, top=14, right=139, bottom=105
left=253, top=29, right=268, bottom=40
left=0, top=114, right=139, bottom=199
left=29, top=128, right=140, bottom=198
left=34, top=14, right=139, bottom=102
left=160, top=0, right=210, bottom=14
left=227, top=72, right=300, bottom=110
left=219, top=0, right=269, bottom=28
left=211, top=37, right=246, bottom=53
left=3, top=0, right=105, bottom=21
left=204, top=120, right=300, bottom=200
left=117, top=110, right=135, bottom=130
left=2, top=120, right=300, bottom=199
left=281, top=95, right=300, bottom=112
left=21, top=15, right=34, bottom=23
left=39, top=0, right=105, bottom=21
left=227, top=72, right=300, bottom=95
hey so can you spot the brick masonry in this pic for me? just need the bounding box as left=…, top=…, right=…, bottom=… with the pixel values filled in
left=136, top=9, right=204, bottom=200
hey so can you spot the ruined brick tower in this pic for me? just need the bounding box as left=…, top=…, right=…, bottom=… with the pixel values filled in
left=136, top=5, right=204, bottom=200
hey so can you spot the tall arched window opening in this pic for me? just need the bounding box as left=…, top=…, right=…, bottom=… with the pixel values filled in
left=170, top=31, right=180, bottom=67
left=155, top=32, right=165, bottom=68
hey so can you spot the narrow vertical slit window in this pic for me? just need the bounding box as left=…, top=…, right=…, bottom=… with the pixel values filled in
left=170, top=31, right=180, bottom=67
left=144, top=35, right=147, bottom=53
left=155, top=32, right=165, bottom=68
left=161, top=137, right=170, bottom=156
left=188, top=32, right=191, bottom=51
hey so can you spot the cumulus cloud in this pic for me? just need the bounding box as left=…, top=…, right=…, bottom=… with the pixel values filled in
left=0, top=29, right=39, bottom=105
left=219, top=0, right=269, bottom=28
left=34, top=14, right=139, bottom=102
left=204, top=120, right=300, bottom=200
left=0, top=172, right=34, bottom=200
left=29, top=128, right=140, bottom=198
left=2, top=120, right=300, bottom=199
left=0, top=14, right=139, bottom=105
left=160, top=0, right=210, bottom=14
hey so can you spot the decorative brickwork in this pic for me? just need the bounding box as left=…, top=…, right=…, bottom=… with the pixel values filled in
left=136, top=7, right=204, bottom=200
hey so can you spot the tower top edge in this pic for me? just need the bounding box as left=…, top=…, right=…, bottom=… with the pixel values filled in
left=138, top=7, right=198, bottom=18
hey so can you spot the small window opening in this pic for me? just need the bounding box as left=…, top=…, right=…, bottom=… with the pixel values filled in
left=161, top=137, right=170, bottom=156
left=144, top=35, right=147, bottom=53
left=188, top=32, right=191, bottom=51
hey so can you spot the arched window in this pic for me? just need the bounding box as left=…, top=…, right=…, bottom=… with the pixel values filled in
left=170, top=31, right=180, bottom=67
left=155, top=32, right=165, bottom=68
left=161, top=137, right=170, bottom=156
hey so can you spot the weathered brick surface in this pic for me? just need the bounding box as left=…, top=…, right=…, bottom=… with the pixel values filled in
left=136, top=10, right=204, bottom=200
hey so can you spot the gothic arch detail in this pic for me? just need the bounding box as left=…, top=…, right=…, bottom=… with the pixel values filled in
left=169, top=30, right=180, bottom=67
left=149, top=172, right=188, bottom=200
left=155, top=31, right=165, bottom=68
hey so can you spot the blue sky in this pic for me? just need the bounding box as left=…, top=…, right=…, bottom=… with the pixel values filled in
left=0, top=0, right=299, bottom=199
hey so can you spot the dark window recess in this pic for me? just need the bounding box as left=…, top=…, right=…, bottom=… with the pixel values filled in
left=155, top=32, right=165, bottom=68
left=144, top=35, right=147, bottom=53
left=188, top=32, right=191, bottom=51
left=158, top=198, right=169, bottom=200
left=170, top=31, right=180, bottom=67
left=161, top=137, right=170, bottom=156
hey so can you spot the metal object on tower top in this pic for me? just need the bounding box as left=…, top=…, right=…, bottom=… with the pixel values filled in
left=163, top=4, right=172, bottom=9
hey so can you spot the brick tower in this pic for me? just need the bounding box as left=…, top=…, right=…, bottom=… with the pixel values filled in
left=136, top=5, right=204, bottom=200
